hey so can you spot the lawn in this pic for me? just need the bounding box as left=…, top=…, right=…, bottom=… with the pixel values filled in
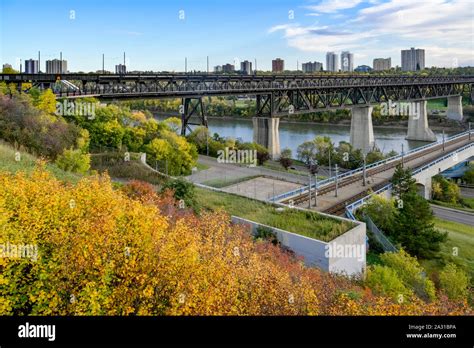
left=201, top=175, right=261, bottom=188
left=420, top=218, right=474, bottom=285
left=194, top=187, right=354, bottom=242
left=0, top=142, right=81, bottom=183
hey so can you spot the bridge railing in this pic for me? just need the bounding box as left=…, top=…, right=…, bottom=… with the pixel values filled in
left=270, top=130, right=473, bottom=202
left=345, top=140, right=474, bottom=214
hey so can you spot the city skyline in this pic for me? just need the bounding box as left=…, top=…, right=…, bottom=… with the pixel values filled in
left=1, top=0, right=472, bottom=72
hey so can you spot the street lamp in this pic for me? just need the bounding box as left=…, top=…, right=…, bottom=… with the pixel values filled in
left=335, top=164, right=339, bottom=197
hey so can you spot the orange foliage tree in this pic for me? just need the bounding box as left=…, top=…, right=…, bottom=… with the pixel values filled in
left=0, top=165, right=471, bottom=316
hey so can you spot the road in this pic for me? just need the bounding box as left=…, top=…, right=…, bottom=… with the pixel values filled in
left=460, top=187, right=474, bottom=198
left=430, top=204, right=474, bottom=226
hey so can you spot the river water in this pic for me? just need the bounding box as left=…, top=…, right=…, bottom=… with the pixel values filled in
left=157, top=115, right=452, bottom=155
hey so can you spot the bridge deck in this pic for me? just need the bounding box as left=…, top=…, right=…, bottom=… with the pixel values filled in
left=290, top=134, right=473, bottom=215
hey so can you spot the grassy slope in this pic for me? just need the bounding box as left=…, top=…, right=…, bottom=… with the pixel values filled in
left=0, top=142, right=80, bottom=183
left=194, top=187, right=353, bottom=242
left=421, top=218, right=474, bottom=285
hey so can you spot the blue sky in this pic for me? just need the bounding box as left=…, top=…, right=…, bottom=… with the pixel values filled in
left=1, top=0, right=472, bottom=72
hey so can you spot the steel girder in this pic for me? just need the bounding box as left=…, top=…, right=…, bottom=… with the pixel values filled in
left=180, top=97, right=207, bottom=136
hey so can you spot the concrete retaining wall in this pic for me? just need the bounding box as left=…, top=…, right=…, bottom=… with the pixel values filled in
left=231, top=215, right=366, bottom=276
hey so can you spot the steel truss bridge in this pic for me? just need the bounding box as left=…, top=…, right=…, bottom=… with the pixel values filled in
left=2, top=73, right=473, bottom=135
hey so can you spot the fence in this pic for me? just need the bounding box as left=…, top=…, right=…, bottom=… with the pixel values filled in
left=365, top=215, right=398, bottom=252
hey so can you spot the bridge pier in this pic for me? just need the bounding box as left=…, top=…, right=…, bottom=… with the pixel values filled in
left=253, top=117, right=281, bottom=160
left=406, top=100, right=437, bottom=142
left=417, top=177, right=432, bottom=200
left=447, top=95, right=463, bottom=121
left=350, top=106, right=375, bottom=154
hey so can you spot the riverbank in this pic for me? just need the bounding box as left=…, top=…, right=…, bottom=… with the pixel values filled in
left=151, top=111, right=465, bottom=131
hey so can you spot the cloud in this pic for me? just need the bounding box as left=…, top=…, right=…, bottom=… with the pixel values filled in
left=268, top=0, right=474, bottom=67
left=306, top=0, right=363, bottom=13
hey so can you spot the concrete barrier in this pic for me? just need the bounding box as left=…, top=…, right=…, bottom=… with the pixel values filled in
left=231, top=215, right=366, bottom=277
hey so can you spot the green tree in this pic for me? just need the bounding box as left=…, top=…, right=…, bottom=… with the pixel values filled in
left=391, top=164, right=417, bottom=197
left=462, top=164, right=474, bottom=184
left=394, top=190, right=447, bottom=258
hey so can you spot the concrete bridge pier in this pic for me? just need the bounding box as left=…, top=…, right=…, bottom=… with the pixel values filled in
left=253, top=117, right=281, bottom=160
left=447, top=95, right=463, bottom=121
left=416, top=177, right=432, bottom=200
left=350, top=106, right=375, bottom=154
left=406, top=100, right=437, bottom=142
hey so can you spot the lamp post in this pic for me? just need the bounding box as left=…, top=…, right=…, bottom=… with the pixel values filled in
left=335, top=164, right=339, bottom=197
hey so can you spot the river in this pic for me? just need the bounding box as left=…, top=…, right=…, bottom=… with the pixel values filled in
left=156, top=115, right=453, bottom=155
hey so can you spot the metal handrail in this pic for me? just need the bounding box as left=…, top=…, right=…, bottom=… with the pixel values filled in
left=270, top=130, right=473, bottom=202
left=345, top=141, right=474, bottom=213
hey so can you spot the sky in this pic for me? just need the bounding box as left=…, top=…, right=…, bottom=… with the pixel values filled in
left=1, top=0, right=473, bottom=72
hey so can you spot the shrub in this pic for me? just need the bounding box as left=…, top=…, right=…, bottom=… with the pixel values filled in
left=438, top=263, right=470, bottom=301
left=380, top=250, right=436, bottom=301
left=55, top=148, right=91, bottom=174
left=366, top=265, right=412, bottom=301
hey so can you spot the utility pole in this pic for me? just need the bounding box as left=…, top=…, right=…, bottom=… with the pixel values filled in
left=442, top=130, right=445, bottom=151
left=308, top=175, right=312, bottom=209
left=207, top=56, right=209, bottom=74
left=335, top=164, right=339, bottom=197
left=314, top=174, right=318, bottom=207
left=401, top=143, right=404, bottom=167
left=102, top=54, right=105, bottom=73
left=38, top=51, right=41, bottom=73
left=254, top=58, right=257, bottom=74
left=328, top=151, right=332, bottom=177
left=363, top=153, right=367, bottom=186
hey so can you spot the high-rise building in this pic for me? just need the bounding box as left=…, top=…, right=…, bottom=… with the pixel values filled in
left=373, top=58, right=391, bottom=71
left=272, top=58, right=284, bottom=72
left=401, top=48, right=425, bottom=71
left=214, top=65, right=223, bottom=73
left=302, top=61, right=323, bottom=73
left=25, top=59, right=39, bottom=74
left=222, top=64, right=235, bottom=73
left=325, top=52, right=338, bottom=72
left=46, top=59, right=68, bottom=74
left=2, top=63, right=12, bottom=71
left=115, top=64, right=127, bottom=74
left=240, top=60, right=252, bottom=75
left=340, top=51, right=354, bottom=72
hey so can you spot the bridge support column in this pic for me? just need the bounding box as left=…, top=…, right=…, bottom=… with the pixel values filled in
left=406, top=100, right=437, bottom=142
left=447, top=95, right=463, bottom=121
left=253, top=117, right=280, bottom=160
left=418, top=177, right=432, bottom=200
left=350, top=106, right=375, bottom=154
